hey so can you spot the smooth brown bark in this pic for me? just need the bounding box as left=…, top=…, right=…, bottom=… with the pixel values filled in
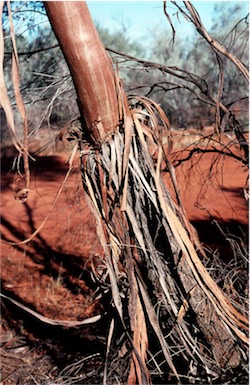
left=45, top=1, right=119, bottom=144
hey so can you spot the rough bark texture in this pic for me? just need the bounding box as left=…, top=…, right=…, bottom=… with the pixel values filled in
left=45, top=1, right=119, bottom=144
left=44, top=2, right=248, bottom=383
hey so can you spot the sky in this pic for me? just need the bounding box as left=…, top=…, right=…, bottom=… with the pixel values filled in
left=86, top=1, right=249, bottom=44
left=5, top=1, right=249, bottom=49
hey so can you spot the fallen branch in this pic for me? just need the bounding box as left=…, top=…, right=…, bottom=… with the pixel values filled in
left=0, top=292, right=102, bottom=327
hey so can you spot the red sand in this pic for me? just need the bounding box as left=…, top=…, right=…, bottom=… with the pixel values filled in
left=0, top=146, right=248, bottom=321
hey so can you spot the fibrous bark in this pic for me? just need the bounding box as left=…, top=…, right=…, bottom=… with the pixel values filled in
left=44, top=2, right=248, bottom=383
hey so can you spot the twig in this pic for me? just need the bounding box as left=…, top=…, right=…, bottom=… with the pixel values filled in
left=173, top=1, right=249, bottom=80
left=4, top=43, right=60, bottom=57
left=0, top=293, right=101, bottom=327
left=171, top=146, right=248, bottom=168
left=163, top=1, right=176, bottom=44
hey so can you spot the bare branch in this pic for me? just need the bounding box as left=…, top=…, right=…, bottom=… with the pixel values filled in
left=172, top=146, right=248, bottom=168
left=163, top=1, right=175, bottom=44
left=172, top=1, right=249, bottom=81
left=4, top=43, right=60, bottom=57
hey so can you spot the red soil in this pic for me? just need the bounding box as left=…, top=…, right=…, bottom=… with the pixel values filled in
left=167, top=149, right=248, bottom=225
left=0, top=138, right=248, bottom=384
left=0, top=141, right=248, bottom=323
left=1, top=153, right=103, bottom=323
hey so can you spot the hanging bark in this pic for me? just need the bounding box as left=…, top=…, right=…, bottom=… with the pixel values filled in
left=44, top=2, right=248, bottom=384
left=44, top=1, right=119, bottom=144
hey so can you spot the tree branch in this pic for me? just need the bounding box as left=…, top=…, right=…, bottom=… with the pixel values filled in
left=4, top=43, right=60, bottom=57
left=172, top=1, right=249, bottom=81
left=172, top=146, right=248, bottom=168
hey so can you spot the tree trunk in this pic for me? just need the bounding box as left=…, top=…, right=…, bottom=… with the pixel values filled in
left=44, top=1, right=119, bottom=144
left=44, top=2, right=248, bottom=384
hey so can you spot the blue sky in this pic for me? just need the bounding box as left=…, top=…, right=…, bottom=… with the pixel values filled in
left=5, top=1, right=249, bottom=49
left=87, top=1, right=249, bottom=44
